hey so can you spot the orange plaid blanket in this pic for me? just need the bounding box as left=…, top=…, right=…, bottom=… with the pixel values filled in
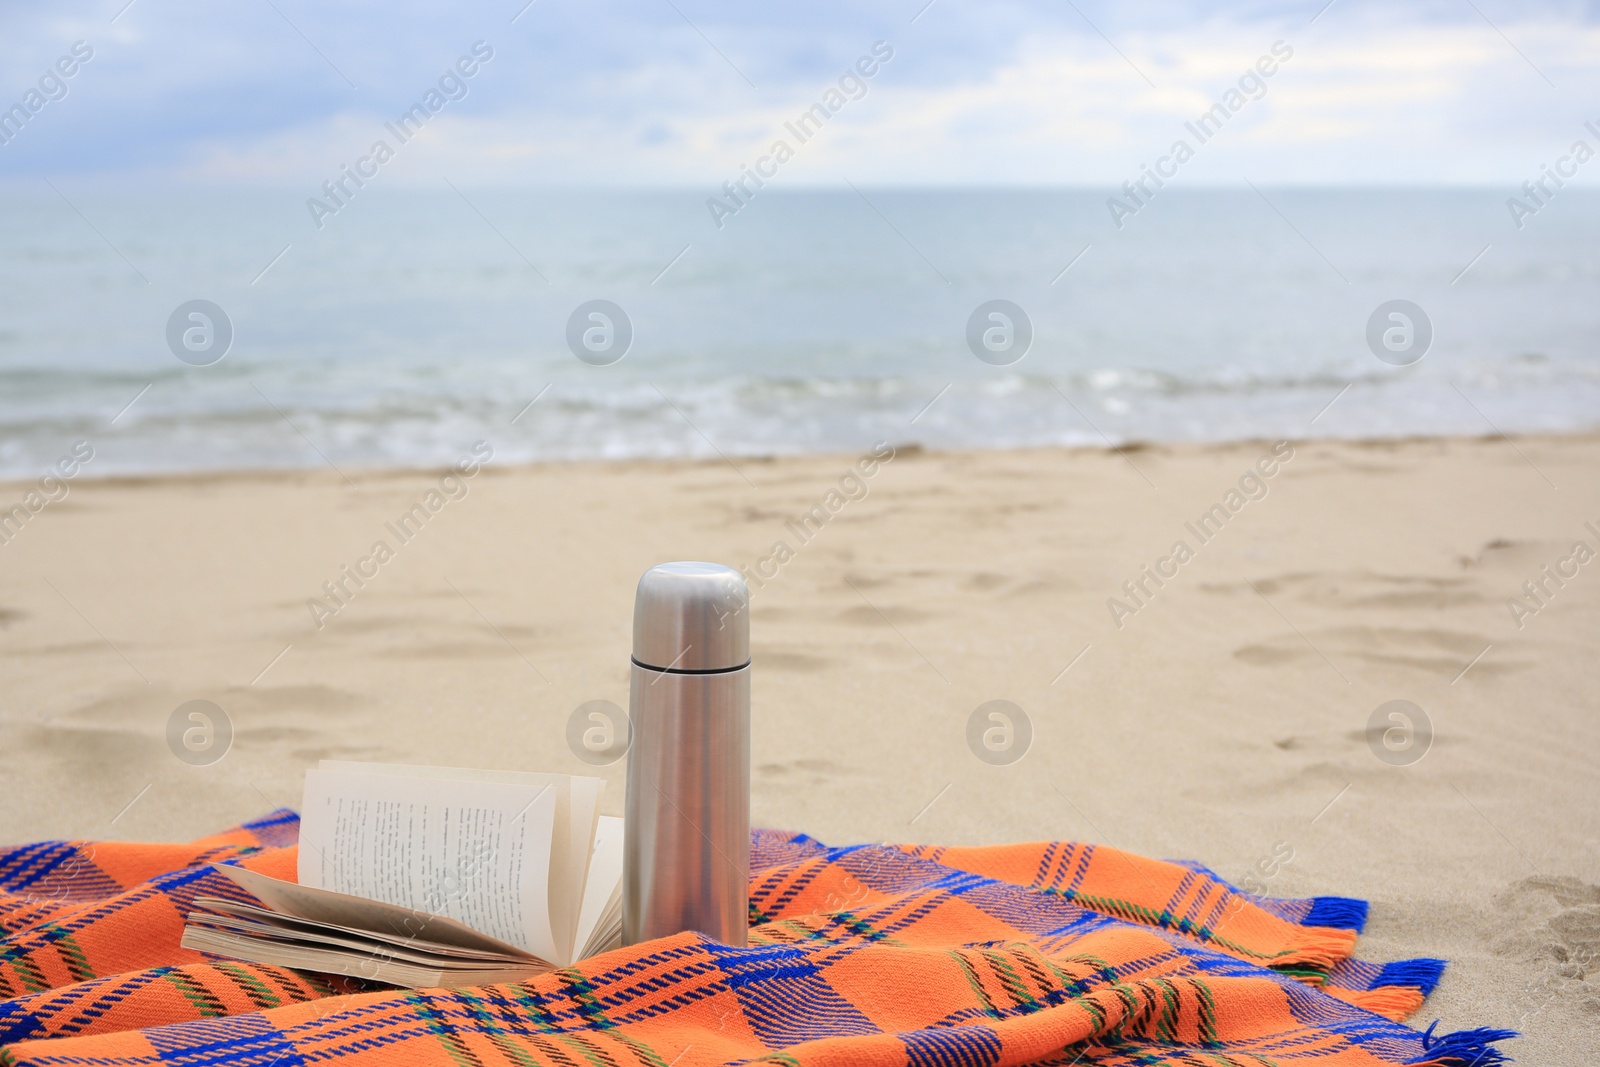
left=0, top=812, right=1512, bottom=1066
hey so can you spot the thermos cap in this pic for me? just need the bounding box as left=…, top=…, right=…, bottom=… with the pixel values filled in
left=633, top=562, right=750, bottom=672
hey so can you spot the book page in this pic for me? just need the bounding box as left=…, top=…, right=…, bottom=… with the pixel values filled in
left=180, top=926, right=545, bottom=989
left=195, top=883, right=533, bottom=960
left=564, top=776, right=606, bottom=956
left=189, top=902, right=523, bottom=967
left=315, top=762, right=603, bottom=965
left=298, top=768, right=559, bottom=961
left=573, top=815, right=624, bottom=959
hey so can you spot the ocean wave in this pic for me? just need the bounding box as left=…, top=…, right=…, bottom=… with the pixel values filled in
left=1, top=363, right=1595, bottom=479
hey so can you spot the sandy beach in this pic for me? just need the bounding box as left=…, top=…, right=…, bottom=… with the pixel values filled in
left=1, top=434, right=1596, bottom=1060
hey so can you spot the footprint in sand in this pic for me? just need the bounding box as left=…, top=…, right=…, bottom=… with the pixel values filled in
left=1493, top=876, right=1600, bottom=1019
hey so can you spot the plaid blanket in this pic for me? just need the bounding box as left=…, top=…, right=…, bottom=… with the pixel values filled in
left=0, top=812, right=1513, bottom=1066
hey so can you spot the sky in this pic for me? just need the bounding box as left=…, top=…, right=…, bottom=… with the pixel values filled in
left=2, top=0, right=1599, bottom=187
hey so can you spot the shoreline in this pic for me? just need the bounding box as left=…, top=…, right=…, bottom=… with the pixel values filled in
left=3, top=428, right=1596, bottom=493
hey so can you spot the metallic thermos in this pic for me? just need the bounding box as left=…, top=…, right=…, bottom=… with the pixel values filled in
left=623, top=562, right=750, bottom=947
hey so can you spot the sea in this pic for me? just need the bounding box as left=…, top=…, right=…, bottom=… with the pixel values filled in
left=1, top=186, right=1596, bottom=478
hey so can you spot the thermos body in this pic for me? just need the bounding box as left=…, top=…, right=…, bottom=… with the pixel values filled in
left=623, top=562, right=751, bottom=948
left=623, top=661, right=750, bottom=946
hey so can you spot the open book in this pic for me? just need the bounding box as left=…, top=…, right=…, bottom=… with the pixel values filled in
left=180, top=762, right=623, bottom=988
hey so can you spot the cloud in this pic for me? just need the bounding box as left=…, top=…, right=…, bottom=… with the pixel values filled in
left=2, top=0, right=1598, bottom=185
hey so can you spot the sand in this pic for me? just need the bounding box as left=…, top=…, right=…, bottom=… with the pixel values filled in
left=1, top=434, right=1596, bottom=1060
